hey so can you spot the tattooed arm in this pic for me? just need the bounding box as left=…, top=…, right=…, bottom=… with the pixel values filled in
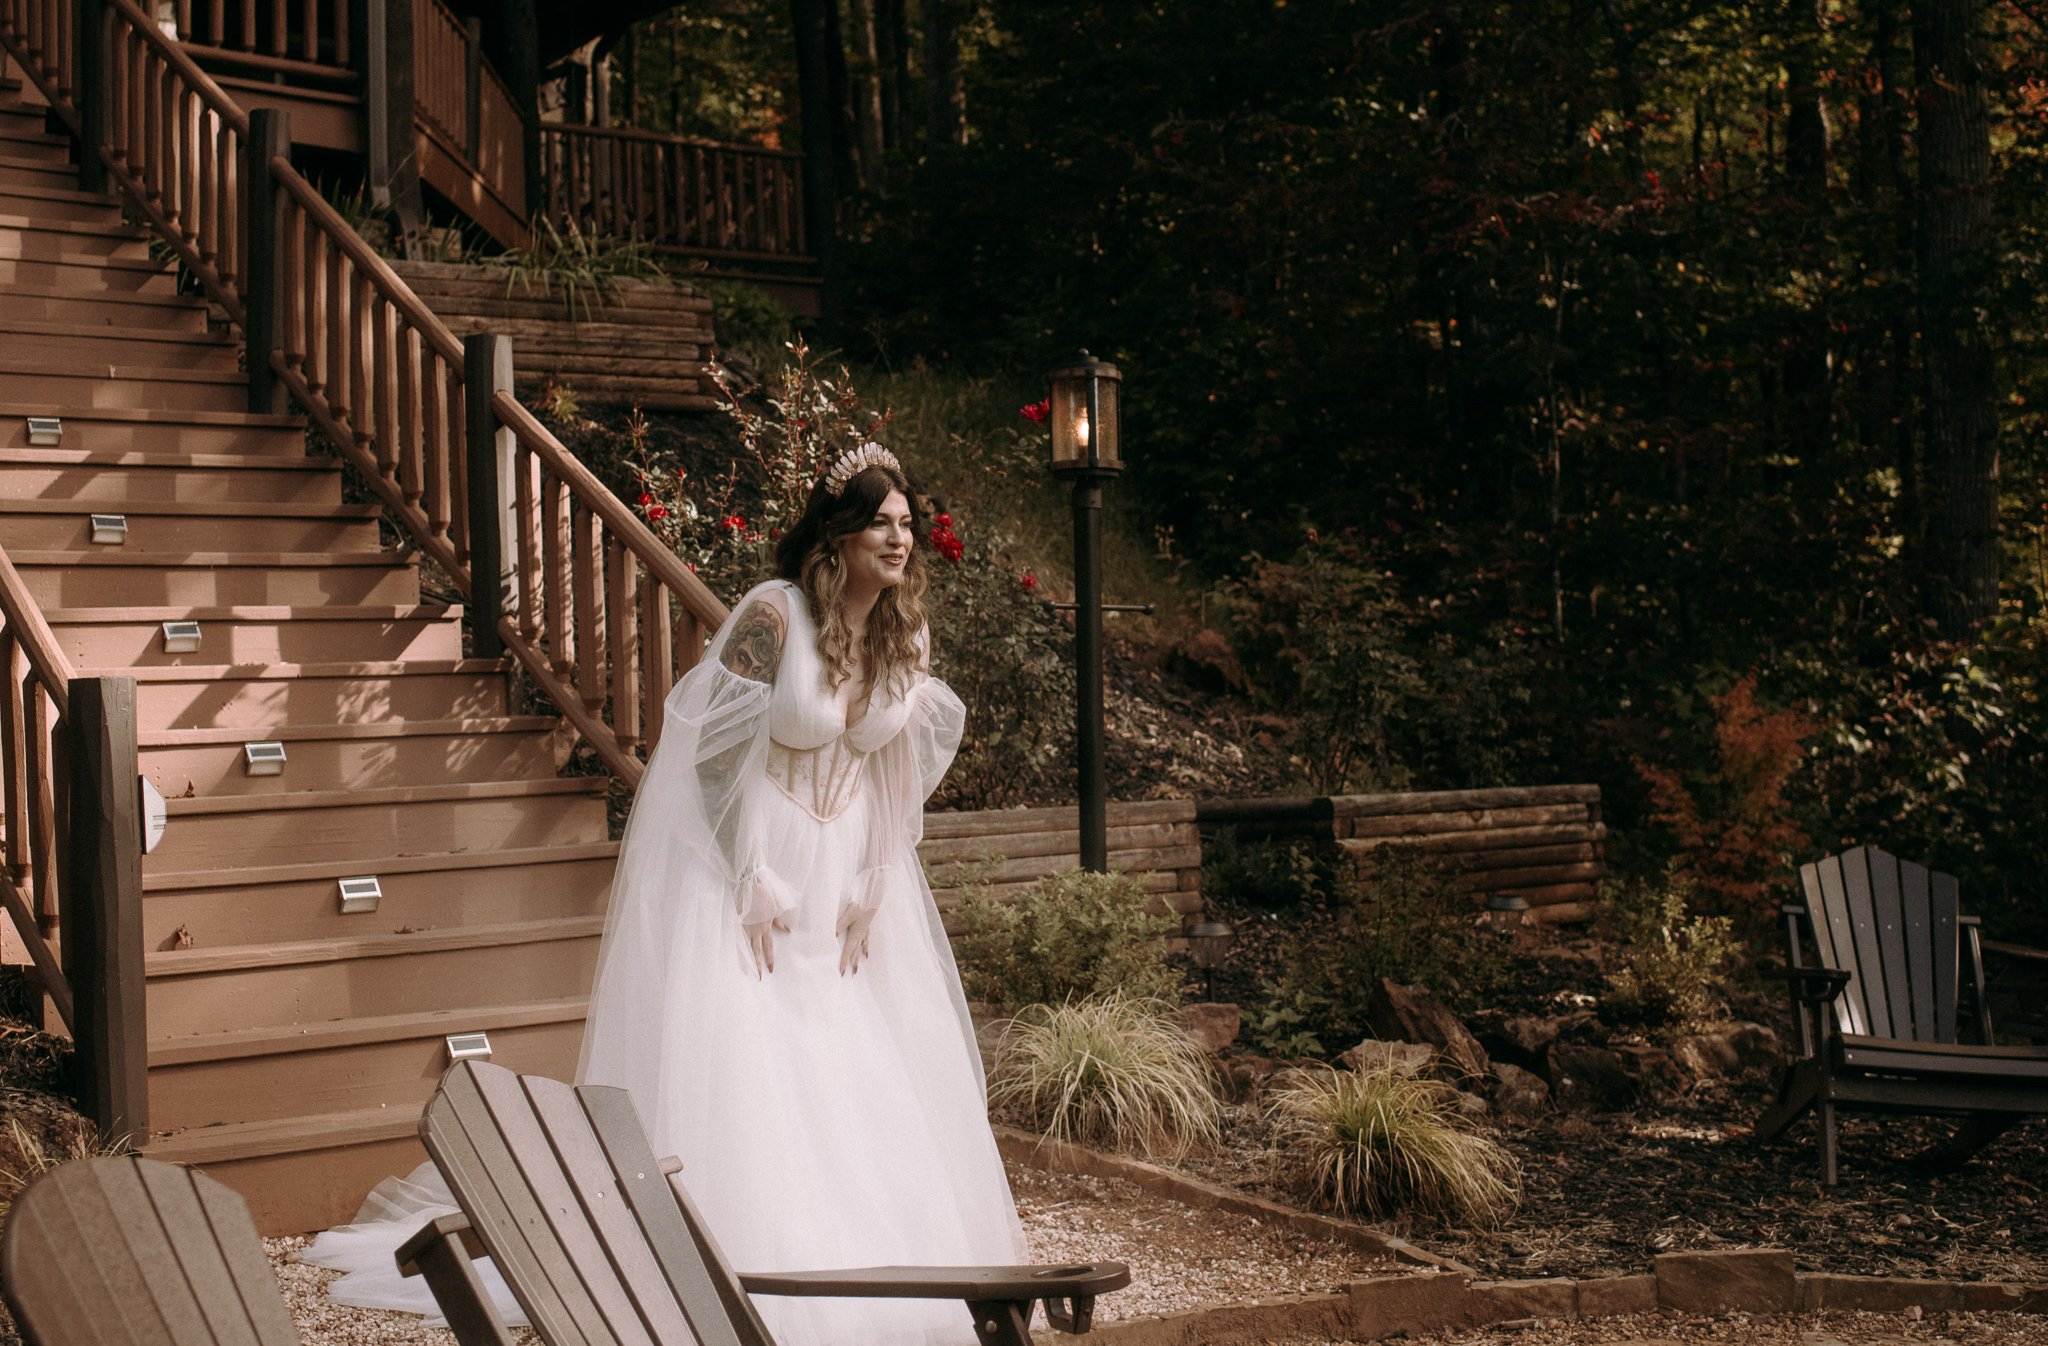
left=721, top=594, right=787, bottom=684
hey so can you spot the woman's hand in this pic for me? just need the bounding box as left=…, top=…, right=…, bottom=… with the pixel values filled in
left=745, top=915, right=790, bottom=978
left=835, top=906, right=876, bottom=976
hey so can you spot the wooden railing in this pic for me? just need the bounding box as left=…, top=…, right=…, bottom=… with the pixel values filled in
left=0, top=0, right=730, bottom=1126
left=169, top=0, right=352, bottom=80
left=0, top=549, right=76, bottom=1037
left=412, top=0, right=523, bottom=219
left=540, top=122, right=809, bottom=267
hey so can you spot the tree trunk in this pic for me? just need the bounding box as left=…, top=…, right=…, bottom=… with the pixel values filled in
left=1912, top=0, right=1999, bottom=634
left=790, top=0, right=842, bottom=337
left=880, top=0, right=908, bottom=150
left=923, top=0, right=966, bottom=149
left=848, top=0, right=886, bottom=180
left=823, top=0, right=859, bottom=195
left=1781, top=0, right=1832, bottom=475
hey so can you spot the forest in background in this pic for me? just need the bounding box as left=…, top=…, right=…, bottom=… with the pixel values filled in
left=576, top=0, right=2048, bottom=940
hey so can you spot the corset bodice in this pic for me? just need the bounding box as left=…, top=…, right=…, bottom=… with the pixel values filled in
left=757, top=582, right=918, bottom=820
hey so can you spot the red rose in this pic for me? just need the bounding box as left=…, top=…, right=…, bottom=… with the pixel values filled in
left=647, top=505, right=670, bottom=521
left=934, top=513, right=953, bottom=527
left=637, top=492, right=653, bottom=506
left=1020, top=571, right=1038, bottom=591
left=1020, top=399, right=1050, bottom=423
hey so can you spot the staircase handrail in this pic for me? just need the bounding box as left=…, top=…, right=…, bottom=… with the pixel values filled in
left=2, top=0, right=732, bottom=792
left=0, top=544, right=75, bottom=1033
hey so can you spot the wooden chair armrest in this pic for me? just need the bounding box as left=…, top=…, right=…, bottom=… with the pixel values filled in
left=1960, top=915, right=1983, bottom=928
left=740, top=1261, right=1131, bottom=1336
left=393, top=1213, right=518, bottom=1346
left=1769, top=966, right=1852, bottom=1005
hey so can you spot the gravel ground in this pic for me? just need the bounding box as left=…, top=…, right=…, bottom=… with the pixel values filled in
left=264, top=1160, right=1401, bottom=1343
left=1276, top=1306, right=2048, bottom=1345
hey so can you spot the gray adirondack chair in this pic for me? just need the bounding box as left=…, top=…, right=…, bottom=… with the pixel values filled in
left=397, top=1060, right=1129, bottom=1346
left=1756, top=844, right=2048, bottom=1184
left=1, top=1156, right=300, bottom=1346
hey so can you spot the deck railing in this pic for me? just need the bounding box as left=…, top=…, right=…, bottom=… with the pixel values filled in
left=169, top=0, right=352, bottom=81
left=540, top=122, right=809, bottom=268
left=412, top=0, right=523, bottom=226
left=0, top=0, right=733, bottom=1122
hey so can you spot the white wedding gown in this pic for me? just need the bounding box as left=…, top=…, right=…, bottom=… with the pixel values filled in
left=304, top=579, right=1024, bottom=1346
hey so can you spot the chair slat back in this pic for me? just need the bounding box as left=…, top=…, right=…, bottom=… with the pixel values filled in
left=422, top=1061, right=771, bottom=1346
left=0, top=1156, right=299, bottom=1346
left=1796, top=845, right=1963, bottom=1044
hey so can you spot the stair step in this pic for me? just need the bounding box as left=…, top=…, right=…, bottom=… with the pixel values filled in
left=0, top=212, right=151, bottom=258
left=0, top=185, right=122, bottom=226
left=0, top=403, right=304, bottom=454
left=0, top=448, right=340, bottom=504
left=0, top=359, right=250, bottom=413
left=0, top=250, right=174, bottom=292
left=146, top=1105, right=429, bottom=1236
left=0, top=133, right=68, bottom=168
left=112, top=658, right=509, bottom=729
left=0, top=316, right=240, bottom=368
left=12, top=549, right=419, bottom=607
left=0, top=151, right=73, bottom=188
left=0, top=282, right=211, bottom=332
left=140, top=715, right=563, bottom=798
left=0, top=498, right=382, bottom=553
left=142, top=842, right=617, bottom=948
left=149, top=777, right=609, bottom=872
left=45, top=602, right=465, bottom=666
left=149, top=1007, right=588, bottom=1129
left=146, top=917, right=603, bottom=1037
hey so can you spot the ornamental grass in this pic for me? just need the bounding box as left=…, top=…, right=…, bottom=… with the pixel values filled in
left=989, top=993, right=1221, bottom=1159
left=1265, top=1065, right=1521, bottom=1228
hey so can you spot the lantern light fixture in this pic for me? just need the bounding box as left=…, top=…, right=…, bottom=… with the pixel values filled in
left=1047, top=350, right=1123, bottom=476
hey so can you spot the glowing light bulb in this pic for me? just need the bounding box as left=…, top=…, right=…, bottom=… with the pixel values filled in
left=1074, top=408, right=1091, bottom=448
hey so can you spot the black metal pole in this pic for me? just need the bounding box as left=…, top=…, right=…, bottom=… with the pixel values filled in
left=1073, top=474, right=1106, bottom=872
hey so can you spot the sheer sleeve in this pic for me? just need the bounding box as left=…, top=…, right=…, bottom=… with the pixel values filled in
left=693, top=589, right=801, bottom=925
left=845, top=630, right=964, bottom=915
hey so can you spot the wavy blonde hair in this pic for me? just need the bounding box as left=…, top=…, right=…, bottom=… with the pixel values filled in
left=775, top=463, right=929, bottom=694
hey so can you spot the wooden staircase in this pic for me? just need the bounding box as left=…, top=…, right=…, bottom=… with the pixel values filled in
left=0, top=68, right=618, bottom=1234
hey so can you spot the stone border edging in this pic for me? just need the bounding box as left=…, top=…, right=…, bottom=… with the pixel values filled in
left=998, top=1134, right=2048, bottom=1345
left=992, top=1125, right=1468, bottom=1273
left=1083, top=1252, right=2048, bottom=1346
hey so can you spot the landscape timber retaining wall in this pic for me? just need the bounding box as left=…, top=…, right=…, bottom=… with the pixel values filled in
left=1333, top=783, right=1605, bottom=923
left=918, top=799, right=1203, bottom=924
left=1200, top=784, right=1607, bottom=924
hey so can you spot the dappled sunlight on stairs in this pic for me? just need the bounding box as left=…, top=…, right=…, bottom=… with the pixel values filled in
left=0, top=63, right=617, bottom=1234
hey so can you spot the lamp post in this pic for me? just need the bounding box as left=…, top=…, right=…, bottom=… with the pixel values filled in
left=1047, top=350, right=1123, bottom=872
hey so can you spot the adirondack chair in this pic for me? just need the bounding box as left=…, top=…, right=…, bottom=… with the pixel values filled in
left=1, top=1156, right=300, bottom=1346
left=396, top=1060, right=1130, bottom=1346
left=1756, top=844, right=2048, bottom=1185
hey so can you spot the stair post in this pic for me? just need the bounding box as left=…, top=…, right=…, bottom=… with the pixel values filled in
left=464, top=334, right=513, bottom=661
left=63, top=677, right=148, bottom=1145
left=75, top=0, right=110, bottom=192
left=240, top=108, right=293, bottom=416
left=351, top=0, right=425, bottom=251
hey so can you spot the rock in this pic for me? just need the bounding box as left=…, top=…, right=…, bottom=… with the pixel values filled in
left=1544, top=1043, right=1635, bottom=1110
left=1170, top=1002, right=1242, bottom=1054
left=1487, top=1061, right=1551, bottom=1122
left=1220, top=1053, right=1288, bottom=1100
left=1482, top=1010, right=1596, bottom=1070
left=1448, top=1089, right=1492, bottom=1121
left=1669, top=1021, right=1781, bottom=1079
left=1336, top=1038, right=1437, bottom=1077
left=1613, top=1042, right=1691, bottom=1103
left=1653, top=1249, right=1797, bottom=1313
left=1365, top=979, right=1491, bottom=1082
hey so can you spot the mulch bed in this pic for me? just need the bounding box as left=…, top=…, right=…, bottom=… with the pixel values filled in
left=1176, top=930, right=2048, bottom=1287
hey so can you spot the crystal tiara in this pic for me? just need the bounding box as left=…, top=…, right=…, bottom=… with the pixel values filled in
left=820, top=442, right=901, bottom=498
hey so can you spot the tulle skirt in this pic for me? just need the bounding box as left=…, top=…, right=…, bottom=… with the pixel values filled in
left=304, top=776, right=1023, bottom=1346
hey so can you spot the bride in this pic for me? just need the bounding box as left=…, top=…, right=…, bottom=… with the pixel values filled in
left=305, top=444, right=1024, bottom=1346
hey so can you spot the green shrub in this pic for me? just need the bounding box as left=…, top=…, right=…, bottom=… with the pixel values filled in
left=1265, top=1066, right=1521, bottom=1227
left=1202, top=827, right=1325, bottom=909
left=989, top=993, right=1221, bottom=1158
left=951, top=868, right=1182, bottom=1012
left=1248, top=846, right=1508, bottom=1057
left=1598, top=874, right=1742, bottom=1034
